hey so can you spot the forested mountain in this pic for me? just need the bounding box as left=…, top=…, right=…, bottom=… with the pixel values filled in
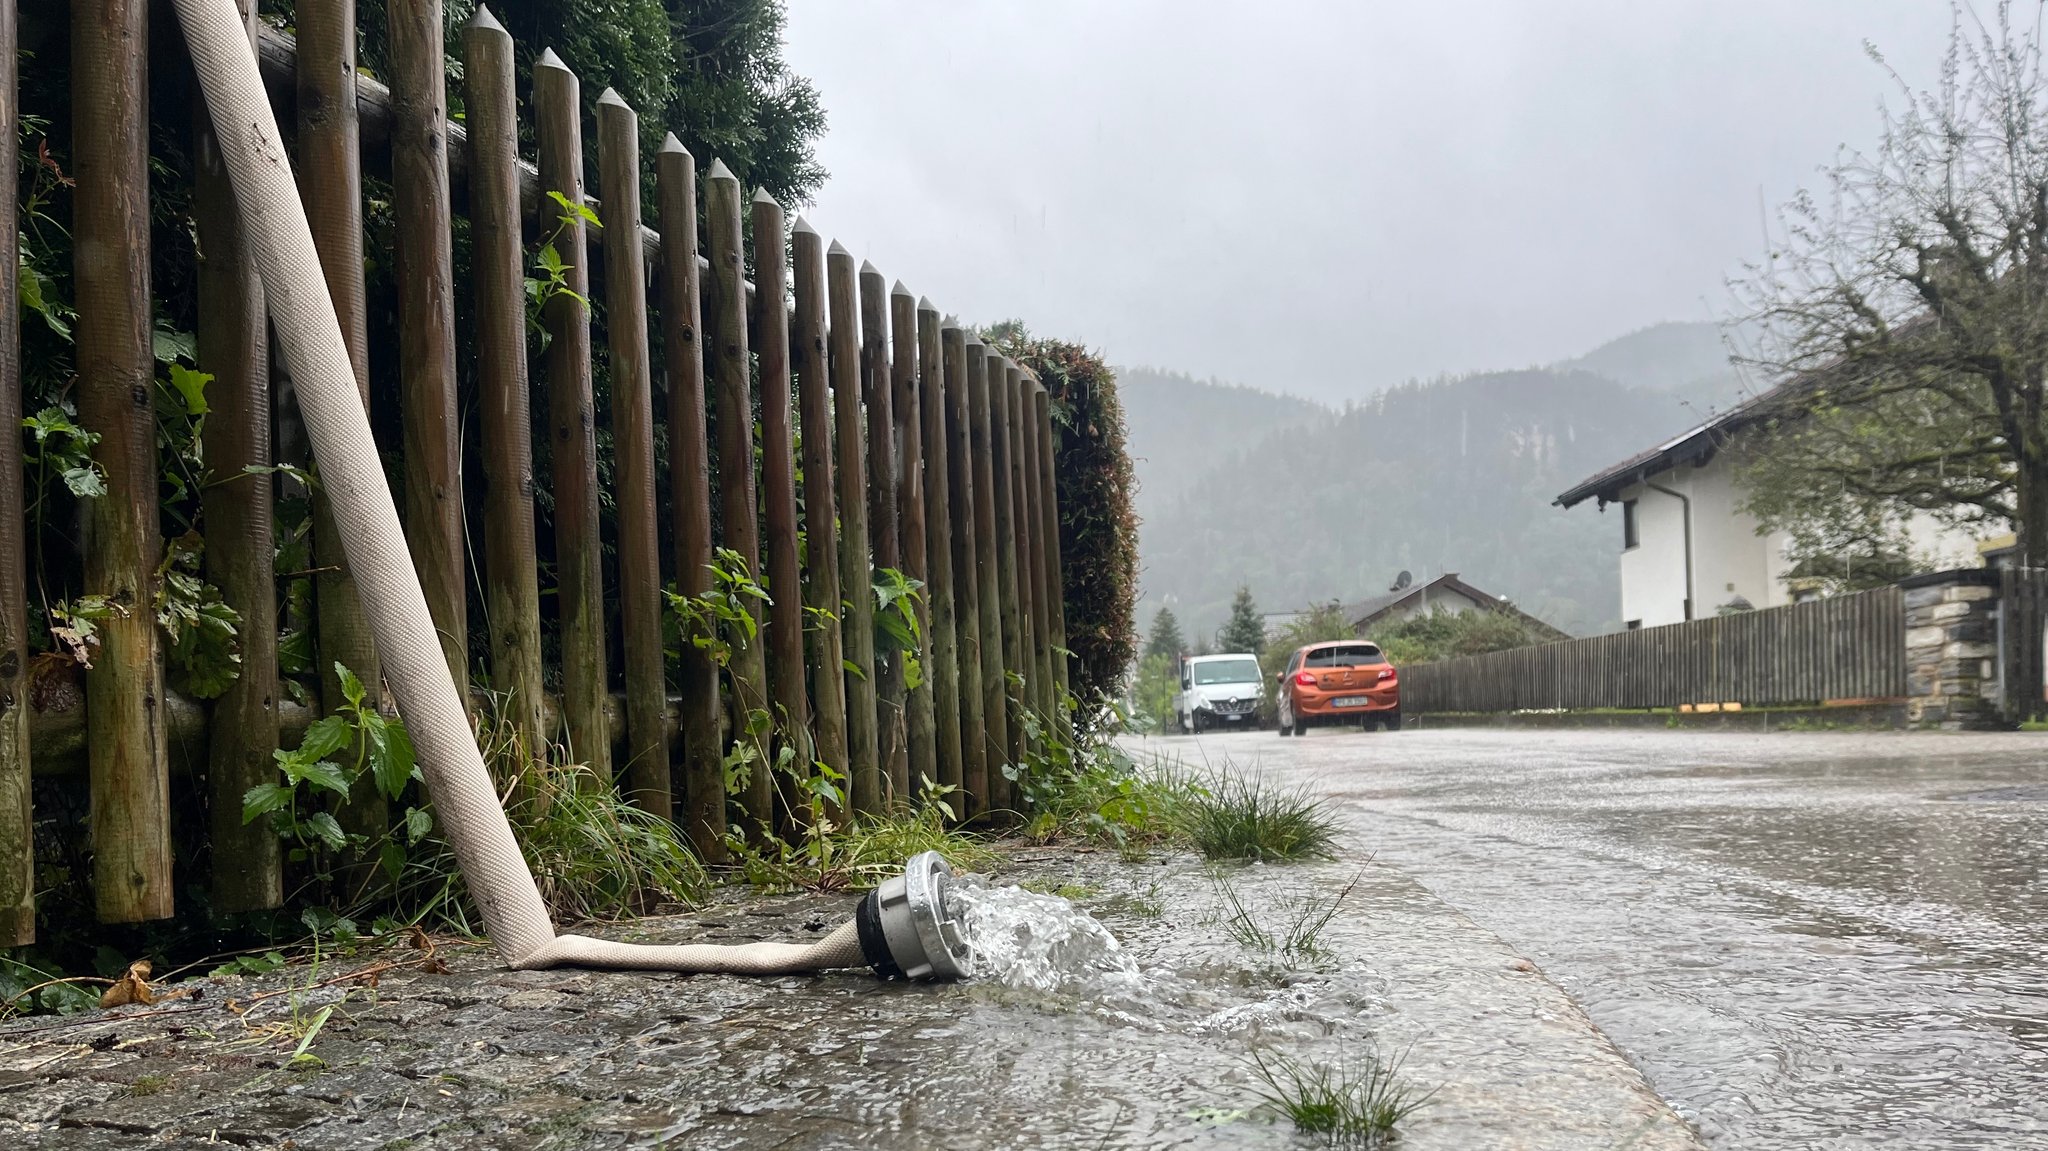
left=1556, top=320, right=1753, bottom=416
left=1136, top=368, right=1690, bottom=639
left=1119, top=367, right=1328, bottom=527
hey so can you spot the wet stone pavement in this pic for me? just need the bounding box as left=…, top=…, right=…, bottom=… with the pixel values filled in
left=1153, top=724, right=2048, bottom=1149
left=0, top=832, right=1695, bottom=1148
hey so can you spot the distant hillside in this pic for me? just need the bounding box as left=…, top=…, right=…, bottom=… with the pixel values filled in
left=1557, top=320, right=1753, bottom=416
left=1119, top=367, right=1328, bottom=527
left=1137, top=369, right=1686, bottom=638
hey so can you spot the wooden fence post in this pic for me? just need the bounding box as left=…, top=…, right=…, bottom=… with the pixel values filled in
left=391, top=0, right=465, bottom=693
left=299, top=0, right=387, bottom=859
left=75, top=0, right=168, bottom=922
left=466, top=8, right=544, bottom=754
left=1019, top=374, right=1054, bottom=737
left=535, top=50, right=609, bottom=781
left=828, top=243, right=881, bottom=814
left=751, top=187, right=813, bottom=818
left=993, top=359, right=1029, bottom=779
left=792, top=220, right=849, bottom=803
left=919, top=302, right=963, bottom=800
left=0, top=0, right=26, bottom=943
left=891, top=285, right=937, bottom=795
left=944, top=325, right=986, bottom=817
left=966, top=341, right=1010, bottom=816
left=703, top=160, right=772, bottom=833
left=596, top=89, right=670, bottom=819
left=196, top=0, right=280, bottom=915
left=1034, top=382, right=1070, bottom=702
left=655, top=134, right=719, bottom=854
left=861, top=266, right=908, bottom=804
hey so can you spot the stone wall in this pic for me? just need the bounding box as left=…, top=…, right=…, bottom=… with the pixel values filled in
left=1900, top=568, right=2002, bottom=730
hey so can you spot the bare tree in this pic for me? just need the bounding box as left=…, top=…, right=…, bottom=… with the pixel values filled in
left=1734, top=1, right=2048, bottom=566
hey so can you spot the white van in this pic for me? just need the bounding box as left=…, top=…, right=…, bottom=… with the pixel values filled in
left=1173, top=653, right=1266, bottom=733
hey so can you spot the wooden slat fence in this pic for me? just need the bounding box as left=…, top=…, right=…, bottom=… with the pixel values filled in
left=1998, top=567, right=2048, bottom=725
left=1402, top=586, right=1907, bottom=714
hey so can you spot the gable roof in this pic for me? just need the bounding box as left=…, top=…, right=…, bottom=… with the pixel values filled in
left=1552, top=383, right=1786, bottom=510
left=1340, top=573, right=1569, bottom=640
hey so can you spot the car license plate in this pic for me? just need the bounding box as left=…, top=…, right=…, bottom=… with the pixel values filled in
left=1224, top=714, right=1245, bottom=722
left=1332, top=696, right=1368, bottom=708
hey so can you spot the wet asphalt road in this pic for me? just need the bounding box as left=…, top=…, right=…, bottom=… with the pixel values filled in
left=1148, top=724, right=2048, bottom=1149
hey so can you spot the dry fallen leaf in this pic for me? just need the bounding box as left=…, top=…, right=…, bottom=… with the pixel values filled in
left=99, top=960, right=155, bottom=1009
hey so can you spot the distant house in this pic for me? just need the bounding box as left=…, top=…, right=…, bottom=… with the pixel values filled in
left=1340, top=572, right=1569, bottom=641
left=1555, top=390, right=1989, bottom=629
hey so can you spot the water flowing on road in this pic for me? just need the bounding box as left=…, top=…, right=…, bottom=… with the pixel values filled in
left=1156, top=725, right=2048, bottom=1148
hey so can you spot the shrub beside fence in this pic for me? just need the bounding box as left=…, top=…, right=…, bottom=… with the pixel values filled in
left=1403, top=586, right=1907, bottom=714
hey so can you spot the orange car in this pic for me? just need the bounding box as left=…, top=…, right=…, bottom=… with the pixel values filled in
left=1275, top=641, right=1400, bottom=735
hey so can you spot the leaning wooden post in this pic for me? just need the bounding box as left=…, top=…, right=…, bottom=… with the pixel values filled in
left=918, top=303, right=963, bottom=801
left=704, top=160, right=772, bottom=833
left=75, top=0, right=169, bottom=922
left=535, top=50, right=609, bottom=781
left=299, top=0, right=385, bottom=852
left=752, top=189, right=812, bottom=796
left=1034, top=379, right=1071, bottom=704
left=391, top=0, right=465, bottom=691
left=0, top=0, right=26, bottom=943
left=828, top=243, right=882, bottom=814
left=966, top=341, right=1011, bottom=816
left=466, top=8, right=544, bottom=755
left=890, top=285, right=938, bottom=796
left=792, top=220, right=849, bottom=800
left=655, top=134, right=719, bottom=854
left=596, top=89, right=670, bottom=818
left=945, top=327, right=987, bottom=817
left=990, top=358, right=1028, bottom=794
left=195, top=0, right=279, bottom=915
left=862, top=266, right=908, bottom=804
left=1018, top=372, right=1055, bottom=738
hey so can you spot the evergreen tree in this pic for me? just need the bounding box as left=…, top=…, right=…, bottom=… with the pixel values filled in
left=1144, top=606, right=1186, bottom=660
left=1215, top=585, right=1266, bottom=655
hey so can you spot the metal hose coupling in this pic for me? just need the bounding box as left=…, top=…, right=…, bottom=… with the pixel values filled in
left=855, top=851, right=974, bottom=980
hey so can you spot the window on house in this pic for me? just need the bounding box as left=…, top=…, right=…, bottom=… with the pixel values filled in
left=1622, top=499, right=1640, bottom=550
left=1625, top=619, right=1642, bottom=631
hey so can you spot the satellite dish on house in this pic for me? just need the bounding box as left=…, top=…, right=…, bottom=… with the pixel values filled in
left=1394, top=570, right=1413, bottom=590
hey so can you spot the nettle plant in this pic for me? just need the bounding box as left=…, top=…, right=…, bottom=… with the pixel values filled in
left=242, top=662, right=431, bottom=884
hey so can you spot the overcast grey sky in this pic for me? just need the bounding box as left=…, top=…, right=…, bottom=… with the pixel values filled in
left=782, top=1, right=1956, bottom=404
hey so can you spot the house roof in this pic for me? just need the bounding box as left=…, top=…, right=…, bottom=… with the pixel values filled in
left=1340, top=573, right=1569, bottom=639
left=1552, top=383, right=1787, bottom=509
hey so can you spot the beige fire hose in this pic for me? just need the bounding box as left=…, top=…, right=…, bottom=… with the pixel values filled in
left=172, top=0, right=968, bottom=979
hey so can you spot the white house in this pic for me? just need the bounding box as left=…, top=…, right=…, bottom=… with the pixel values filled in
left=1556, top=400, right=1988, bottom=630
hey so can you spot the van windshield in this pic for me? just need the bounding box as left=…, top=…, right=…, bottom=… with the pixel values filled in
left=1192, top=658, right=1262, bottom=685
left=1306, top=644, right=1384, bottom=668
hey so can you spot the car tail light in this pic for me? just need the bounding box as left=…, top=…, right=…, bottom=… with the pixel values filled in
left=1377, top=668, right=1397, bottom=682
left=1294, top=672, right=1317, bottom=687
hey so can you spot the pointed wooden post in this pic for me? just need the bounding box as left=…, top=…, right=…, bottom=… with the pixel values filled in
left=1036, top=382, right=1071, bottom=702
left=536, top=49, right=609, bottom=781
left=196, top=0, right=279, bottom=915
left=655, top=134, right=719, bottom=854
left=793, top=220, right=849, bottom=802
left=861, top=265, right=908, bottom=805
left=299, top=0, right=385, bottom=855
left=916, top=301, right=962, bottom=801
left=75, top=0, right=168, bottom=923
left=753, top=190, right=812, bottom=804
left=392, top=0, right=465, bottom=692
left=597, top=88, right=670, bottom=819
left=890, top=283, right=937, bottom=797
left=829, top=243, right=881, bottom=814
left=944, top=325, right=986, bottom=817
left=0, top=0, right=27, bottom=942
left=966, top=341, right=1010, bottom=816
left=704, top=159, right=772, bottom=833
left=990, top=357, right=1027, bottom=803
left=466, top=7, right=544, bottom=754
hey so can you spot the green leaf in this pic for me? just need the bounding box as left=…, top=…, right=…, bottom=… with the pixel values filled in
left=167, top=363, right=212, bottom=416
left=549, top=189, right=602, bottom=228
left=304, top=811, right=347, bottom=850
left=379, top=841, right=407, bottom=883
left=59, top=464, right=105, bottom=497
left=335, top=662, right=367, bottom=710
left=286, top=756, right=351, bottom=799
left=242, top=782, right=293, bottom=824
left=152, top=325, right=197, bottom=365
left=404, top=806, right=433, bottom=844
left=296, top=715, right=353, bottom=761
left=370, top=717, right=416, bottom=802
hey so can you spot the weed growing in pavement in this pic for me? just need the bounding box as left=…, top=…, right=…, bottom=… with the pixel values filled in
left=726, top=785, right=1001, bottom=892
left=1246, top=1043, right=1432, bottom=1147
left=1209, top=868, right=1360, bottom=963
left=1178, top=765, right=1338, bottom=861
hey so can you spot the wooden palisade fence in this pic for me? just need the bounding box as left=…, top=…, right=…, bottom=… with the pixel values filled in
left=0, top=2, right=1075, bottom=941
left=1402, top=586, right=1908, bottom=714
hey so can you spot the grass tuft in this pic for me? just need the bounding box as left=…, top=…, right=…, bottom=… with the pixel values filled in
left=1178, top=766, right=1339, bottom=861
left=1211, top=868, right=1359, bottom=963
left=729, top=801, right=1001, bottom=892
left=1247, top=1044, right=1431, bottom=1147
